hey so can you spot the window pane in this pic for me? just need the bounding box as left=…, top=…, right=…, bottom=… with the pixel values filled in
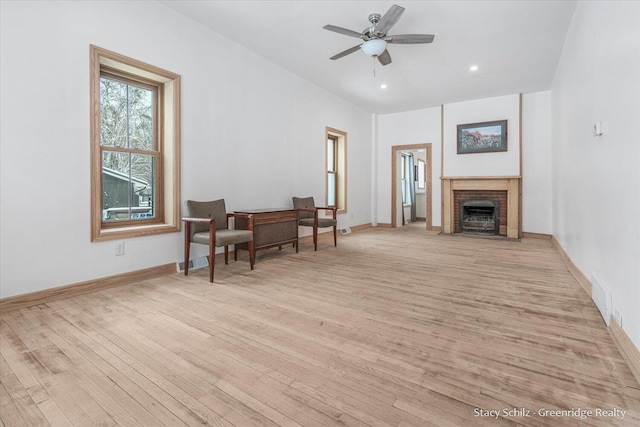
left=327, top=172, right=336, bottom=207
left=102, top=151, right=155, bottom=221
left=100, top=77, right=154, bottom=150
left=417, top=159, right=425, bottom=189
left=100, top=78, right=128, bottom=148
left=128, top=85, right=154, bottom=150
left=327, top=139, right=335, bottom=171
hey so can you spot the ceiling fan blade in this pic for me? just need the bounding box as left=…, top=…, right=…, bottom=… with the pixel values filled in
left=330, top=44, right=362, bottom=60
left=377, top=49, right=392, bottom=66
left=387, top=34, right=435, bottom=44
left=376, top=4, right=405, bottom=35
left=323, top=25, right=363, bottom=39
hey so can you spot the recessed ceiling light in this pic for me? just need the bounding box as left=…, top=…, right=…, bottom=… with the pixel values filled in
left=470, top=65, right=479, bottom=72
left=380, top=84, right=388, bottom=89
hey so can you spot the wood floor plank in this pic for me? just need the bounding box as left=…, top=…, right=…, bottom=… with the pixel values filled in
left=34, top=398, right=72, bottom=427
left=0, top=381, right=31, bottom=427
left=1, top=226, right=639, bottom=426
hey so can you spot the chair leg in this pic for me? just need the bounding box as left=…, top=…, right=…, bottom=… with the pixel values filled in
left=313, top=226, right=318, bottom=251
left=184, top=223, right=191, bottom=276
left=249, top=240, right=255, bottom=270
left=224, top=246, right=229, bottom=265
left=214, top=245, right=216, bottom=283
left=333, top=225, right=337, bottom=247
left=184, top=243, right=191, bottom=276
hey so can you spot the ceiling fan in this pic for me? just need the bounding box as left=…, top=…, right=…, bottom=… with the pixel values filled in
left=323, top=4, right=435, bottom=66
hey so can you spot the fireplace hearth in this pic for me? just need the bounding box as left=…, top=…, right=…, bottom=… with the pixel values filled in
left=460, top=199, right=499, bottom=235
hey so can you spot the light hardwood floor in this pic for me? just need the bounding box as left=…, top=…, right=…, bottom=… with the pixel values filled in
left=1, top=226, right=639, bottom=426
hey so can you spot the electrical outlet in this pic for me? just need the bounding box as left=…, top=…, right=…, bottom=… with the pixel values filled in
left=115, top=241, right=125, bottom=256
left=593, top=121, right=603, bottom=136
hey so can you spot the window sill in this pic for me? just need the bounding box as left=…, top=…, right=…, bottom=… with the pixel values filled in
left=92, top=223, right=180, bottom=242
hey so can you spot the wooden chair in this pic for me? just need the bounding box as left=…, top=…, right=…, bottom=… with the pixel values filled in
left=292, top=197, right=337, bottom=251
left=183, top=199, right=255, bottom=282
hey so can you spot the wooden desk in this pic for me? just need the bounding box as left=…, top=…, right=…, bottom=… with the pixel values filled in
left=234, top=208, right=298, bottom=259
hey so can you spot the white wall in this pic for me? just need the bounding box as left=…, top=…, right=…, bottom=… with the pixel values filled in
left=376, top=108, right=442, bottom=226
left=0, top=1, right=372, bottom=298
left=522, top=91, right=553, bottom=234
left=443, top=94, right=520, bottom=178
left=551, top=1, right=640, bottom=348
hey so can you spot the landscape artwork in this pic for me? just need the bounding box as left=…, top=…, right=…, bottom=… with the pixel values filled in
left=457, top=120, right=508, bottom=154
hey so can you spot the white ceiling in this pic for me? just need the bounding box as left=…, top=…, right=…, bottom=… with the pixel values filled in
left=161, top=0, right=577, bottom=114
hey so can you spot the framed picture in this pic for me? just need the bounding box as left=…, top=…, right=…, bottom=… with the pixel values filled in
left=457, top=120, right=508, bottom=154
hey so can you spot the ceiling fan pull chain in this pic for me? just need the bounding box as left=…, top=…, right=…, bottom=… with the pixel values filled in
left=373, top=56, right=376, bottom=77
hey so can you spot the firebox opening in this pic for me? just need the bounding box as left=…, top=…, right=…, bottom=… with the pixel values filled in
left=460, top=199, right=499, bottom=235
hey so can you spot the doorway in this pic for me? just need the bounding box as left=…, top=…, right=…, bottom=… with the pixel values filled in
left=391, top=143, right=432, bottom=229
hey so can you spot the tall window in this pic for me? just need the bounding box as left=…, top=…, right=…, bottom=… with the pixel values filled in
left=327, top=135, right=338, bottom=207
left=325, top=127, right=347, bottom=213
left=100, top=72, right=159, bottom=223
left=91, top=45, right=181, bottom=242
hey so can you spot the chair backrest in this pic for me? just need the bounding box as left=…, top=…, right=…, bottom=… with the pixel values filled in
left=292, top=197, right=315, bottom=219
left=185, top=199, right=228, bottom=239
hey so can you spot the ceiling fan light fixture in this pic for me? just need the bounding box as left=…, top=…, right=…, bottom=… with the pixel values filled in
left=361, top=39, right=387, bottom=56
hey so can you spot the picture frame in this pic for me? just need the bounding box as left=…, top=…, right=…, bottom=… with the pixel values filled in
left=457, top=120, right=508, bottom=154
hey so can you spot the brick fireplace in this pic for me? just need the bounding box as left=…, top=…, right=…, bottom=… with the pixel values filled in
left=441, top=176, right=521, bottom=239
left=455, top=190, right=507, bottom=235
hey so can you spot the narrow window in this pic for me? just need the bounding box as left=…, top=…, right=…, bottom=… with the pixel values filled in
left=327, top=135, right=338, bottom=208
left=91, top=45, right=181, bottom=241
left=325, top=127, right=347, bottom=213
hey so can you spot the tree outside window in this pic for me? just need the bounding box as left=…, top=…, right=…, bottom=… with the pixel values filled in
left=100, top=74, right=158, bottom=222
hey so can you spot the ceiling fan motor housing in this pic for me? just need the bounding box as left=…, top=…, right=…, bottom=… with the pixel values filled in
left=366, top=13, right=383, bottom=39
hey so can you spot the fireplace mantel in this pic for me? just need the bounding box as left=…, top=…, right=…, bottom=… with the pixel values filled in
left=441, top=176, right=521, bottom=239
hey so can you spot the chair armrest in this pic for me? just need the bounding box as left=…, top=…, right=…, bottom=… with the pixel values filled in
left=182, top=217, right=215, bottom=224
left=229, top=212, right=253, bottom=220
left=182, top=217, right=216, bottom=245
left=314, top=206, right=337, bottom=219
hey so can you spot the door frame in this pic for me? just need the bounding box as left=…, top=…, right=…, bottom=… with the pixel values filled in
left=391, top=143, right=432, bottom=229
